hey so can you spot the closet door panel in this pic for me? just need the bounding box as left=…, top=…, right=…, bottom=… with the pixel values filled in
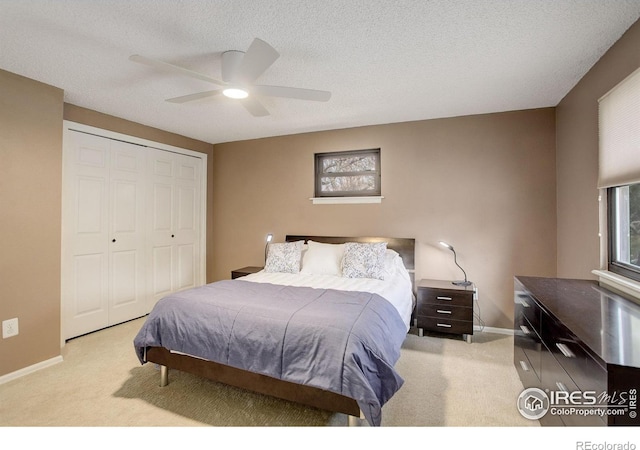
left=76, top=177, right=106, bottom=235
left=152, top=245, right=173, bottom=297
left=108, top=140, right=147, bottom=324
left=152, top=183, right=173, bottom=232
left=177, top=186, right=195, bottom=231
left=73, top=253, right=107, bottom=316
left=62, top=132, right=110, bottom=339
left=174, top=154, right=201, bottom=293
left=147, top=151, right=202, bottom=309
left=110, top=250, right=138, bottom=306
left=147, top=149, right=176, bottom=309
left=177, top=244, right=196, bottom=291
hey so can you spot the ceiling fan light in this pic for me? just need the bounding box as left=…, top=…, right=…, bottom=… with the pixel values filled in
left=223, top=88, right=249, bottom=99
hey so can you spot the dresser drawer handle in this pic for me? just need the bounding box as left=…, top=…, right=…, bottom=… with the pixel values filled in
left=436, top=323, right=452, bottom=328
left=436, top=296, right=452, bottom=301
left=556, top=381, right=568, bottom=392
left=436, top=309, right=452, bottom=315
left=519, top=360, right=530, bottom=372
left=519, top=325, right=531, bottom=335
left=556, top=343, right=575, bottom=358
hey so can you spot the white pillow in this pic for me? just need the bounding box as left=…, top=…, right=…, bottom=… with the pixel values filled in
left=384, top=249, right=400, bottom=278
left=300, top=241, right=345, bottom=276
left=264, top=241, right=304, bottom=273
left=342, top=242, right=388, bottom=280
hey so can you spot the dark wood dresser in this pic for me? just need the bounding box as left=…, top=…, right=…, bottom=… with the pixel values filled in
left=514, top=276, right=640, bottom=426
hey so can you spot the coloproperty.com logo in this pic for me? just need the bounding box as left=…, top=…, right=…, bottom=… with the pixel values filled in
left=517, top=387, right=638, bottom=421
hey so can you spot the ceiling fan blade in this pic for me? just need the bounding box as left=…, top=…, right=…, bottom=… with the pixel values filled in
left=165, top=90, right=222, bottom=103
left=235, top=38, right=280, bottom=84
left=240, top=96, right=270, bottom=117
left=253, top=85, right=331, bottom=102
left=129, top=54, right=225, bottom=86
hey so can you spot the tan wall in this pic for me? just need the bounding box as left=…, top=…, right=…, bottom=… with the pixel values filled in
left=0, top=69, right=64, bottom=375
left=212, top=108, right=557, bottom=329
left=556, top=19, right=640, bottom=279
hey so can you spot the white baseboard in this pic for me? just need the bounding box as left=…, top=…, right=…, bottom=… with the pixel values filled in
left=474, top=325, right=513, bottom=335
left=0, top=355, right=63, bottom=385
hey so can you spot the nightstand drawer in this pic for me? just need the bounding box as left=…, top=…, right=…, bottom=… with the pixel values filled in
left=416, top=304, right=472, bottom=321
left=418, top=288, right=472, bottom=307
left=418, top=316, right=473, bottom=335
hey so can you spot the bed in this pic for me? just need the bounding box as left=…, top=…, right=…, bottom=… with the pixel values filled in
left=133, top=235, right=415, bottom=426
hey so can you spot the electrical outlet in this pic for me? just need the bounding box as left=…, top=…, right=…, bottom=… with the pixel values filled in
left=2, top=318, right=19, bottom=339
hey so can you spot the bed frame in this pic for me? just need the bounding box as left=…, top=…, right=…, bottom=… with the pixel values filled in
left=145, top=235, right=415, bottom=426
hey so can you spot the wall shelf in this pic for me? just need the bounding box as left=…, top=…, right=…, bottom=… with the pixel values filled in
left=309, top=196, right=384, bottom=205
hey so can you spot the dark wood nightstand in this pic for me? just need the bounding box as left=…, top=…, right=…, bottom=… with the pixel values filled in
left=416, top=279, right=475, bottom=343
left=231, top=266, right=263, bottom=279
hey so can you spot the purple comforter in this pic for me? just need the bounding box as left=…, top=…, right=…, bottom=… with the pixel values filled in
left=133, top=280, right=407, bottom=426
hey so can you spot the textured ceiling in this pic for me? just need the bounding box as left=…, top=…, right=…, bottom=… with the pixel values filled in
left=1, top=1, right=639, bottom=144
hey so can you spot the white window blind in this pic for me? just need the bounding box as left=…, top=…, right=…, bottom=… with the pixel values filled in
left=598, top=66, right=640, bottom=189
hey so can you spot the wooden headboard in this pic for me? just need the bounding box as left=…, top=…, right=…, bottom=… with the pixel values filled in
left=285, top=234, right=416, bottom=275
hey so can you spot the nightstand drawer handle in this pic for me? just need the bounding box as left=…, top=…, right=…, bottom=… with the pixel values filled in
left=519, top=325, right=530, bottom=335
left=436, top=323, right=452, bottom=328
left=436, top=296, right=452, bottom=301
left=519, top=360, right=530, bottom=372
left=556, top=343, right=575, bottom=358
left=436, top=309, right=452, bottom=314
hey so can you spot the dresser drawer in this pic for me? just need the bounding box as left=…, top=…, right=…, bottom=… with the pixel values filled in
left=515, top=313, right=542, bottom=381
left=515, top=289, right=541, bottom=333
left=514, top=343, right=539, bottom=388
left=416, top=303, right=472, bottom=321
left=418, top=316, right=473, bottom=335
left=541, top=312, right=607, bottom=394
left=418, top=288, right=472, bottom=307
left=540, top=342, right=606, bottom=426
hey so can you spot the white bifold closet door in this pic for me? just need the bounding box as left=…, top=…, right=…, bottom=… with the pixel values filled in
left=147, top=148, right=201, bottom=309
left=61, top=128, right=204, bottom=340
left=62, top=131, right=147, bottom=339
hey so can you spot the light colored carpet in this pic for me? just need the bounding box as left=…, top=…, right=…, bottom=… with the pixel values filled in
left=0, top=316, right=536, bottom=428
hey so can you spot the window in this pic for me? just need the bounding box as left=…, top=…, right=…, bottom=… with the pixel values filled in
left=608, top=183, right=640, bottom=282
left=314, top=149, right=381, bottom=198
left=598, top=67, right=640, bottom=292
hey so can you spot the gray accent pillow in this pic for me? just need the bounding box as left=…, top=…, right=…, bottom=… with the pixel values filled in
left=265, top=241, right=304, bottom=273
left=342, top=242, right=388, bottom=280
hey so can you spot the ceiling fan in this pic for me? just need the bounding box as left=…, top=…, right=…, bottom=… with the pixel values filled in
left=129, top=38, right=331, bottom=117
